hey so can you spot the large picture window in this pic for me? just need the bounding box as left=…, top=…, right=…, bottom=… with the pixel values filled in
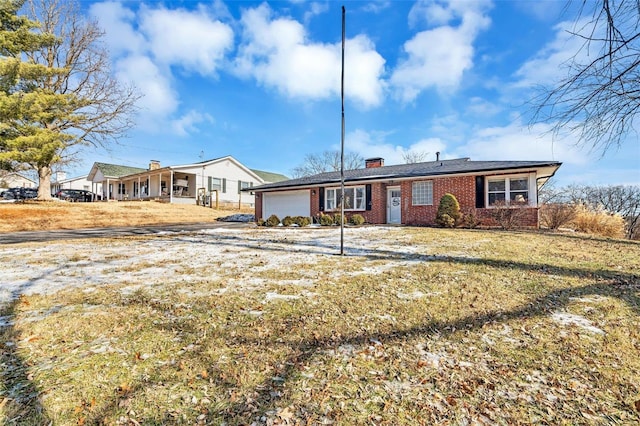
left=412, top=181, right=433, bottom=205
left=488, top=176, right=530, bottom=206
left=325, top=186, right=365, bottom=211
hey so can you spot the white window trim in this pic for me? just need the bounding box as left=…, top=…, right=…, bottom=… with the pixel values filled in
left=412, top=180, right=434, bottom=206
left=485, top=173, right=536, bottom=208
left=325, top=186, right=366, bottom=211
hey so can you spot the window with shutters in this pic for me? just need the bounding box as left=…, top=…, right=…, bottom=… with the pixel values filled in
left=325, top=186, right=365, bottom=211
left=487, top=175, right=530, bottom=206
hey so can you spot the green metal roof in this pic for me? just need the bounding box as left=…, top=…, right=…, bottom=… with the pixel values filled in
left=94, top=162, right=147, bottom=178
left=251, top=169, right=289, bottom=183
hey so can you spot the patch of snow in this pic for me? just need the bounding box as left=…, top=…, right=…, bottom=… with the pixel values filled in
left=217, top=214, right=255, bottom=222
left=551, top=312, right=605, bottom=334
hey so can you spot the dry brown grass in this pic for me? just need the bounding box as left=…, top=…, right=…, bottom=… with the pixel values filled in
left=1, top=227, right=639, bottom=425
left=0, top=201, right=253, bottom=232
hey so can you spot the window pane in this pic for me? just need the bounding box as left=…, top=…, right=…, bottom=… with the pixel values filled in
left=326, top=189, right=335, bottom=210
left=510, top=192, right=528, bottom=204
left=343, top=188, right=354, bottom=209
left=488, top=180, right=505, bottom=191
left=510, top=178, right=528, bottom=191
left=489, top=193, right=505, bottom=205
left=412, top=181, right=432, bottom=205
left=355, top=187, right=365, bottom=210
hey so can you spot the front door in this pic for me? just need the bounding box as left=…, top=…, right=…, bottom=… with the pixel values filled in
left=387, top=187, right=401, bottom=224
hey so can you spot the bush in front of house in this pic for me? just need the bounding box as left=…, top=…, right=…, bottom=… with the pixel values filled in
left=489, top=201, right=528, bottom=230
left=265, top=214, right=280, bottom=227
left=460, top=209, right=480, bottom=229
left=436, top=193, right=461, bottom=228
left=319, top=213, right=334, bottom=226
left=333, top=213, right=346, bottom=225
left=540, top=203, right=577, bottom=230
left=350, top=214, right=365, bottom=225
left=282, top=216, right=295, bottom=226
left=294, top=216, right=311, bottom=227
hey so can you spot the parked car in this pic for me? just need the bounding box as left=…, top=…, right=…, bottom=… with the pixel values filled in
left=1, top=187, right=37, bottom=200
left=55, top=189, right=95, bottom=202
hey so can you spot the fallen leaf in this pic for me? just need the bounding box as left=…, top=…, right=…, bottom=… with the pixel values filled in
left=77, top=416, right=85, bottom=425
left=117, top=383, right=131, bottom=397
left=201, top=369, right=208, bottom=379
left=634, top=399, right=640, bottom=413
left=277, top=406, right=295, bottom=422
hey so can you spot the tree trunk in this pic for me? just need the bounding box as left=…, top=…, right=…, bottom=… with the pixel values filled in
left=37, top=165, right=53, bottom=200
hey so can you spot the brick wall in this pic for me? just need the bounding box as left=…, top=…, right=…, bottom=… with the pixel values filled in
left=403, top=176, right=476, bottom=225
left=256, top=176, right=540, bottom=228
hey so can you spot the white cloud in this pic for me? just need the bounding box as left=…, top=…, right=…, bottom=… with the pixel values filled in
left=304, top=2, right=329, bottom=23
left=346, top=129, right=446, bottom=165
left=90, top=2, right=233, bottom=134
left=89, top=1, right=146, bottom=56
left=140, top=5, right=233, bottom=75
left=172, top=110, right=215, bottom=136
left=514, top=18, right=594, bottom=88
left=115, top=55, right=178, bottom=120
left=391, top=0, right=492, bottom=102
left=234, top=4, right=386, bottom=108
left=453, top=119, right=589, bottom=165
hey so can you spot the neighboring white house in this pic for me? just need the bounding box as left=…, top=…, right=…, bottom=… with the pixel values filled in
left=51, top=173, right=103, bottom=196
left=0, top=172, right=36, bottom=191
left=87, top=156, right=288, bottom=207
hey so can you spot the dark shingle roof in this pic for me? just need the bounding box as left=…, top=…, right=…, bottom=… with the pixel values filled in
left=94, top=162, right=147, bottom=178
left=251, top=158, right=561, bottom=191
left=251, top=169, right=289, bottom=183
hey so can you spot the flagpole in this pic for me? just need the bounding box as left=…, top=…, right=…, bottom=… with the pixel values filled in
left=340, top=5, right=345, bottom=256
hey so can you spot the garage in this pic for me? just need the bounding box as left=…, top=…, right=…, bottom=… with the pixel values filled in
left=263, top=190, right=310, bottom=218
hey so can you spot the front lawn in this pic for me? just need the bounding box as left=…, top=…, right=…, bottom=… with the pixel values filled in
left=1, top=227, right=639, bottom=424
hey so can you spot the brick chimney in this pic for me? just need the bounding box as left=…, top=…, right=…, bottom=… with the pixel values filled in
left=149, top=160, right=160, bottom=170
left=365, top=157, right=384, bottom=168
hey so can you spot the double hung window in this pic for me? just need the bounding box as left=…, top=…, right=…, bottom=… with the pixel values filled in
left=325, top=186, right=365, bottom=211
left=487, top=176, right=530, bottom=206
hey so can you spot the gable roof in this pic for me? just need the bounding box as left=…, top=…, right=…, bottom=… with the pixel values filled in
left=90, top=162, right=147, bottom=179
left=250, top=169, right=289, bottom=183
left=250, top=158, right=562, bottom=191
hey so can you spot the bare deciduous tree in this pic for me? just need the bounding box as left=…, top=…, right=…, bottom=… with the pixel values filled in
left=291, top=150, right=364, bottom=178
left=8, top=0, right=139, bottom=199
left=402, top=150, right=429, bottom=164
left=531, top=0, right=640, bottom=154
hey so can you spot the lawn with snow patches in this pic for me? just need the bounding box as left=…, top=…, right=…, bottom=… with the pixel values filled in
left=0, top=226, right=639, bottom=425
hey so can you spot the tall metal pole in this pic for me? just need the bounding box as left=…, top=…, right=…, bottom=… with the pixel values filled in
left=340, top=5, right=345, bottom=256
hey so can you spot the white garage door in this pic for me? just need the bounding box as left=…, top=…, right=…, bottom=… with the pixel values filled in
left=263, top=190, right=310, bottom=218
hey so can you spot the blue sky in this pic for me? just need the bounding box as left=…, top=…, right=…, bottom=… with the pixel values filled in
left=70, top=0, right=638, bottom=186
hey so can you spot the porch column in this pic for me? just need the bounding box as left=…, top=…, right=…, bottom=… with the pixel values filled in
left=138, top=176, right=141, bottom=199
left=170, top=171, right=174, bottom=203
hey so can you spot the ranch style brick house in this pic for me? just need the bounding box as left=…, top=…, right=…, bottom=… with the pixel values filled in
left=248, top=156, right=562, bottom=228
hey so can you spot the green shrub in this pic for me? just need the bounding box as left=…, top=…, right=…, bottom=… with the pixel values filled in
left=319, top=213, right=334, bottom=226
left=265, top=214, right=280, bottom=227
left=436, top=193, right=461, bottom=228
left=294, top=216, right=311, bottom=227
left=350, top=214, right=365, bottom=225
left=333, top=213, right=346, bottom=225
left=282, top=216, right=295, bottom=226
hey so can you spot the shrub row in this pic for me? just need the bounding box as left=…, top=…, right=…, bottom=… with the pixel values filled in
left=258, top=213, right=366, bottom=227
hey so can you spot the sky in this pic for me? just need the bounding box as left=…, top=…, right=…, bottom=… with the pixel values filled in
left=67, top=0, right=639, bottom=186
